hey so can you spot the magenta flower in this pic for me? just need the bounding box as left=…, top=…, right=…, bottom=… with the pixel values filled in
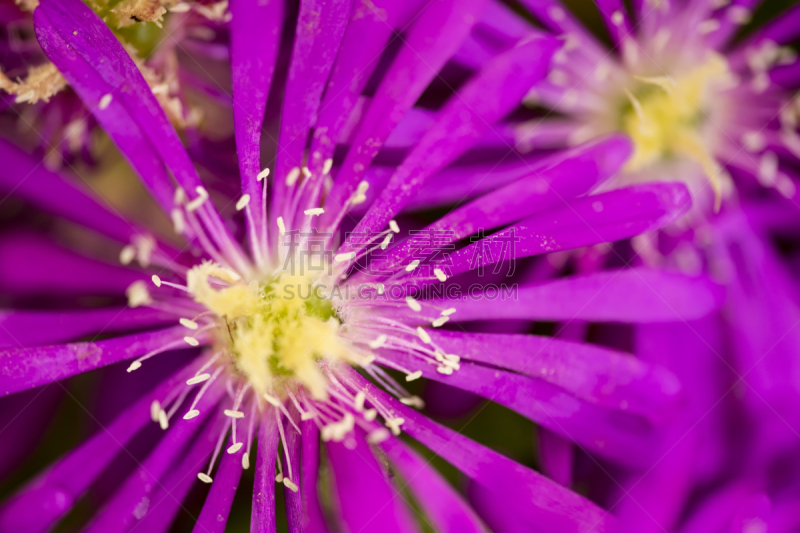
left=0, top=0, right=726, bottom=531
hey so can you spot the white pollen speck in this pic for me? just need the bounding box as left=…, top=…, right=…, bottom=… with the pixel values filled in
left=236, top=194, right=251, bottom=211
left=322, top=158, right=333, bottom=175
left=263, top=393, right=281, bottom=407
left=283, top=478, right=299, bottom=492
left=380, top=234, right=393, bottom=250
left=150, top=400, right=161, bottom=421
left=433, top=268, right=447, bottom=282
left=242, top=453, right=250, bottom=469
left=389, top=220, right=400, bottom=233
left=377, top=283, right=385, bottom=294
left=187, top=373, right=211, bottom=385
left=277, top=216, right=286, bottom=236
left=184, top=409, right=200, bottom=420
left=224, top=409, right=245, bottom=419
left=119, top=245, right=135, bottom=265
left=180, top=318, right=199, bottom=329
left=227, top=442, right=243, bottom=454
left=334, top=252, right=356, bottom=263
left=127, top=361, right=142, bottom=373
left=158, top=409, right=169, bottom=430
left=441, top=308, right=457, bottom=316
left=184, top=336, right=200, bottom=347
left=304, top=207, right=324, bottom=216
left=405, top=370, right=423, bottom=382
left=363, top=408, right=377, bottom=421
left=302, top=166, right=312, bottom=179
left=368, top=334, right=387, bottom=349
left=99, top=93, right=113, bottom=110
left=197, top=473, right=213, bottom=483
left=432, top=316, right=449, bottom=328
left=151, top=275, right=162, bottom=287
left=286, top=167, right=301, bottom=186
left=406, top=296, right=421, bottom=312
left=417, top=327, right=432, bottom=344
left=611, top=10, right=624, bottom=25
left=257, top=167, right=270, bottom=181
left=405, top=260, right=420, bottom=272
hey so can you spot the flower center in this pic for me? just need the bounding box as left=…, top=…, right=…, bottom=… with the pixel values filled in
left=620, top=53, right=733, bottom=206
left=186, top=261, right=347, bottom=400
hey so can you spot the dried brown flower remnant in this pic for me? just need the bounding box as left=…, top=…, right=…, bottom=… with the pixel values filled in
left=0, top=62, right=67, bottom=104
left=111, top=0, right=178, bottom=27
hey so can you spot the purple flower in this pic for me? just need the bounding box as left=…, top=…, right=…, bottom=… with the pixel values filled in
left=0, top=0, right=727, bottom=531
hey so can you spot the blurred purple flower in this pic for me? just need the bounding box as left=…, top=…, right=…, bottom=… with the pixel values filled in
left=0, top=0, right=729, bottom=531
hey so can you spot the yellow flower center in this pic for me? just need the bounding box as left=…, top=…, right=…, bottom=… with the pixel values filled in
left=620, top=53, right=733, bottom=209
left=186, top=261, right=350, bottom=401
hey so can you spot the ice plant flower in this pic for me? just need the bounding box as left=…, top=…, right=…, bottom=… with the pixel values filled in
left=0, top=0, right=726, bottom=531
left=482, top=0, right=800, bottom=214
left=451, top=2, right=800, bottom=531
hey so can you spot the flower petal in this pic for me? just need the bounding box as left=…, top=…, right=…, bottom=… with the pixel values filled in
left=0, top=307, right=176, bottom=348
left=341, top=35, right=558, bottom=243
left=252, top=411, right=280, bottom=533
left=326, top=429, right=419, bottom=532
left=193, top=447, right=244, bottom=533
left=380, top=437, right=488, bottom=533
left=0, top=326, right=188, bottom=396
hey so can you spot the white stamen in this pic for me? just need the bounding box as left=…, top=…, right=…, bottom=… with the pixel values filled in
left=98, top=93, right=113, bottom=110
left=364, top=408, right=377, bottom=421
left=180, top=318, right=199, bottom=329
left=158, top=409, right=169, bottom=430
left=389, top=220, right=400, bottom=233
left=286, top=167, right=301, bottom=186
left=432, top=316, right=449, bottom=328
left=227, top=442, right=243, bottom=454
left=406, top=370, right=423, bottom=382
left=433, top=268, right=447, bottom=282
left=184, top=336, right=200, bottom=347
left=406, top=296, right=421, bottom=312
left=236, top=194, right=251, bottom=211
left=257, top=168, right=270, bottom=181
left=242, top=453, right=250, bottom=469
left=263, top=393, right=281, bottom=407
left=186, top=187, right=209, bottom=212
left=275, top=472, right=283, bottom=483
left=611, top=10, right=624, bottom=25
left=441, top=308, right=456, bottom=316
left=417, top=327, right=432, bottom=344
left=276, top=216, right=286, bottom=236
left=151, top=275, right=162, bottom=287
left=283, top=478, right=299, bottom=492
left=174, top=187, right=187, bottom=205
left=367, top=428, right=390, bottom=444
left=224, top=409, right=245, bottom=419
left=405, top=260, right=420, bottom=272
left=380, top=234, right=392, bottom=250
left=354, top=391, right=366, bottom=411
left=368, top=335, right=387, bottom=349
left=170, top=2, right=191, bottom=12
left=127, top=361, right=142, bottom=372
left=187, top=373, right=211, bottom=385
left=437, top=365, right=454, bottom=375
left=400, top=396, right=424, bottom=408
left=119, top=245, right=135, bottom=265
left=150, top=401, right=161, bottom=422
left=334, top=252, right=356, bottom=263
left=170, top=209, right=186, bottom=234
left=197, top=473, right=213, bottom=483
left=184, top=409, right=200, bottom=420
left=377, top=283, right=385, bottom=295
left=302, top=167, right=312, bottom=179
left=301, top=411, right=315, bottom=420
left=385, top=417, right=404, bottom=436
left=304, top=208, right=324, bottom=216
left=322, top=158, right=333, bottom=175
